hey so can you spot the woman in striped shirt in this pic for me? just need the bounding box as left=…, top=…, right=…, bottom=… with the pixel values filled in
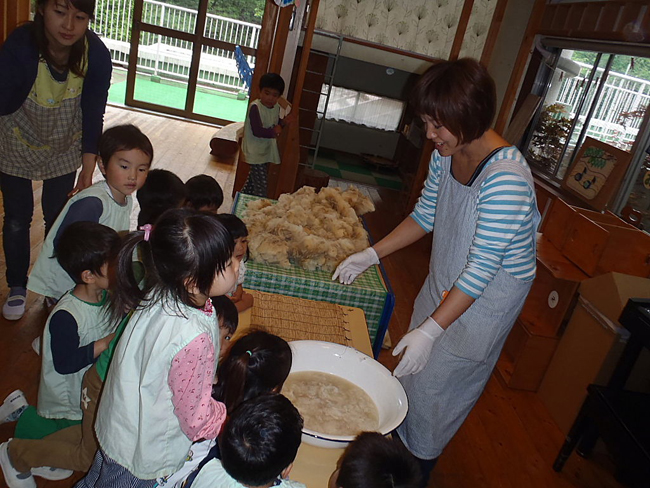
left=333, top=58, right=540, bottom=488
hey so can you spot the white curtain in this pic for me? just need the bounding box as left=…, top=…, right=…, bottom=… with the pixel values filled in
left=318, top=85, right=404, bottom=131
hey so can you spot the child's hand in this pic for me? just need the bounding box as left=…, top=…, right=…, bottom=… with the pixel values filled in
left=94, top=332, right=116, bottom=358
left=273, top=125, right=283, bottom=137
left=235, top=291, right=254, bottom=313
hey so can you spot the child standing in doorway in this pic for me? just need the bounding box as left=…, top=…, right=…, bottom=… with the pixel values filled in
left=241, top=73, right=295, bottom=197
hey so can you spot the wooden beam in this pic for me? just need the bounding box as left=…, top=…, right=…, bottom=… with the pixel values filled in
left=185, top=0, right=210, bottom=114
left=480, top=0, right=509, bottom=66
left=269, top=5, right=292, bottom=74
left=1, top=0, right=30, bottom=44
left=272, top=0, right=321, bottom=197
left=249, top=0, right=279, bottom=102
left=449, top=0, right=475, bottom=61
left=494, top=0, right=547, bottom=135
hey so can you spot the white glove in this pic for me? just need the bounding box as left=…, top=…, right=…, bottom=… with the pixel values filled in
left=331, top=247, right=379, bottom=285
left=392, top=317, right=444, bottom=377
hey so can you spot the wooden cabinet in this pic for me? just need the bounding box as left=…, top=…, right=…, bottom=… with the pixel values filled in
left=496, top=235, right=588, bottom=391
left=497, top=194, right=650, bottom=391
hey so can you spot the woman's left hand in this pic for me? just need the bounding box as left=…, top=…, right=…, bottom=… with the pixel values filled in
left=392, top=317, right=444, bottom=377
left=68, top=153, right=96, bottom=197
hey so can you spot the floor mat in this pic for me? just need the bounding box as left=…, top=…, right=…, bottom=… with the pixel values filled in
left=310, top=150, right=402, bottom=190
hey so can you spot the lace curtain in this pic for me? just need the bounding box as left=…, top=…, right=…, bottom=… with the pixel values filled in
left=318, top=85, right=405, bottom=131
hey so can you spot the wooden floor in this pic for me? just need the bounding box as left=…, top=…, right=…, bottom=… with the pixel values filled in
left=0, top=106, right=623, bottom=488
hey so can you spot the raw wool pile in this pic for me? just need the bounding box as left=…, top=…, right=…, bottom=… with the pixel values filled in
left=243, top=186, right=375, bottom=272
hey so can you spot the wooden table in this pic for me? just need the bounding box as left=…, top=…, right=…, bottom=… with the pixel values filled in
left=236, top=301, right=373, bottom=487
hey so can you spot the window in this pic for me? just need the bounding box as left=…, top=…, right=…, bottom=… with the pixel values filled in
left=318, top=86, right=405, bottom=131
left=522, top=43, right=650, bottom=228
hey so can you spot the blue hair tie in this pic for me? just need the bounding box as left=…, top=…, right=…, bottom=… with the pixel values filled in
left=246, top=350, right=252, bottom=356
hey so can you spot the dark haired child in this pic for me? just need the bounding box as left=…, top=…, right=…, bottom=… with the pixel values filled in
left=185, top=174, right=224, bottom=213
left=211, top=295, right=239, bottom=362
left=328, top=432, right=421, bottom=488
left=153, top=296, right=239, bottom=488
left=28, top=124, right=153, bottom=304
left=155, top=330, right=290, bottom=488
left=192, top=394, right=305, bottom=488
left=76, top=208, right=238, bottom=487
left=137, top=168, right=187, bottom=227
left=0, top=222, right=120, bottom=488
left=241, top=72, right=296, bottom=197
left=217, top=214, right=253, bottom=313
left=0, top=0, right=112, bottom=321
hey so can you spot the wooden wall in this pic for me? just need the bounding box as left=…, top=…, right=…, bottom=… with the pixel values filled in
left=1, top=0, right=30, bottom=44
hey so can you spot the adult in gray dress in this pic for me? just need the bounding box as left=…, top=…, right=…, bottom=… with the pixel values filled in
left=333, top=59, right=540, bottom=488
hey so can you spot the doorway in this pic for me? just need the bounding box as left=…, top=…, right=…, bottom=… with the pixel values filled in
left=95, top=0, right=264, bottom=124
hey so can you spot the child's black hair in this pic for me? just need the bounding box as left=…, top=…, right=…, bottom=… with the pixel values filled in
left=212, top=330, right=291, bottom=413
left=335, top=432, right=421, bottom=488
left=109, top=208, right=234, bottom=323
left=185, top=174, right=224, bottom=212
left=54, top=221, right=121, bottom=285
left=98, top=124, right=154, bottom=171
left=259, top=72, right=285, bottom=95
left=216, top=213, right=248, bottom=240
left=211, top=294, right=238, bottom=335
left=137, top=169, right=187, bottom=226
left=220, top=394, right=303, bottom=487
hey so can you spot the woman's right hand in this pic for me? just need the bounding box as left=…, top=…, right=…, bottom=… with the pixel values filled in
left=332, top=247, right=379, bottom=284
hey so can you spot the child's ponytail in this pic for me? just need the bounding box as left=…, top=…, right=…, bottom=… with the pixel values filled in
left=108, top=230, right=150, bottom=324
left=109, top=208, right=234, bottom=323
left=214, top=352, right=250, bottom=412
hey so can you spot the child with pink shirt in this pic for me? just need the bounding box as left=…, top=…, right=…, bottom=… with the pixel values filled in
left=75, top=208, right=239, bottom=487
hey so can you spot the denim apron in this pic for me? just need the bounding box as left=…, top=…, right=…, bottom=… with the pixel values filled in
left=397, top=150, right=540, bottom=459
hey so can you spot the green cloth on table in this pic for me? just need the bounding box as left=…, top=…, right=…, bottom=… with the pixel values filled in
left=233, top=193, right=390, bottom=342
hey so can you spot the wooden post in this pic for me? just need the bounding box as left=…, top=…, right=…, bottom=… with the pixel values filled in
left=1, top=0, right=30, bottom=44
left=271, top=0, right=321, bottom=198
left=480, top=0, right=509, bottom=66
left=449, top=0, right=475, bottom=61
left=494, top=0, right=547, bottom=134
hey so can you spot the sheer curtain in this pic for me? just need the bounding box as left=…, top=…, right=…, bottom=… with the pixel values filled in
left=318, top=85, right=404, bottom=131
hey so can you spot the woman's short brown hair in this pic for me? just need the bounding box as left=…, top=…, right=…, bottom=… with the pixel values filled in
left=411, top=58, right=496, bottom=144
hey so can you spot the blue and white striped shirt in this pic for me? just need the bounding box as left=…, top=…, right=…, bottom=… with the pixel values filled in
left=411, top=148, right=536, bottom=299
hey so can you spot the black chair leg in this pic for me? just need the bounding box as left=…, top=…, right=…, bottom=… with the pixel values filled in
left=576, top=422, right=598, bottom=458
left=553, top=398, right=591, bottom=472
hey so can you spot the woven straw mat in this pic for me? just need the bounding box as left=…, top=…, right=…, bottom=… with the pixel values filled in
left=248, top=290, right=352, bottom=346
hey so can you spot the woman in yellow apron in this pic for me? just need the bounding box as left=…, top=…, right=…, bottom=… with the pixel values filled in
left=0, top=0, right=111, bottom=321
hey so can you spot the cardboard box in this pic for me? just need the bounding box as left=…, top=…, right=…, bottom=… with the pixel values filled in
left=538, top=272, right=650, bottom=434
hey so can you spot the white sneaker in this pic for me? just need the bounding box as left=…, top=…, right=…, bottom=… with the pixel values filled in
left=2, top=288, right=26, bottom=321
left=31, top=466, right=74, bottom=480
left=31, top=337, right=40, bottom=356
left=0, top=441, right=36, bottom=488
left=0, top=390, right=28, bottom=424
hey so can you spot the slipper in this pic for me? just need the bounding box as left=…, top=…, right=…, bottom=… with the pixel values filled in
left=2, top=288, right=26, bottom=321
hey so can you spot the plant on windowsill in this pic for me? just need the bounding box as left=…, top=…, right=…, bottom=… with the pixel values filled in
left=529, top=103, right=573, bottom=172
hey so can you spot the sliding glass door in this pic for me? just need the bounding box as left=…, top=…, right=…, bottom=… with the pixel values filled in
left=94, top=0, right=263, bottom=124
